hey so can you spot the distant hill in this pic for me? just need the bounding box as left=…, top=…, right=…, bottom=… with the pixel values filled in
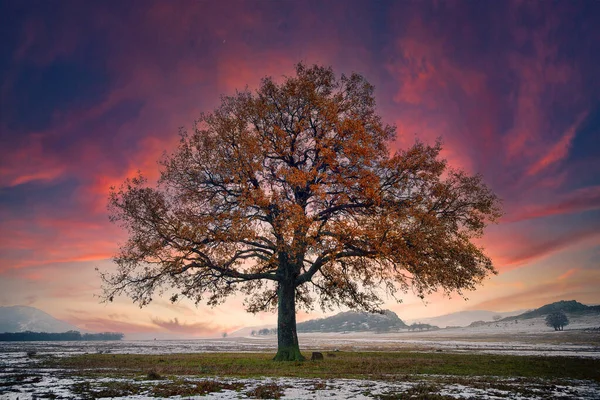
left=297, top=310, right=407, bottom=333
left=505, top=300, right=600, bottom=321
left=405, top=309, right=524, bottom=328
left=0, top=306, right=81, bottom=333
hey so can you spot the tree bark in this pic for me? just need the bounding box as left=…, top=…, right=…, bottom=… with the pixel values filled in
left=273, top=279, right=305, bottom=361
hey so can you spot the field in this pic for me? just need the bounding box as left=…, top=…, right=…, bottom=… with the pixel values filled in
left=1, top=315, right=599, bottom=399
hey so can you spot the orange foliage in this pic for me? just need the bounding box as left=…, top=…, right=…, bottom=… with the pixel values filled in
left=101, top=63, right=501, bottom=316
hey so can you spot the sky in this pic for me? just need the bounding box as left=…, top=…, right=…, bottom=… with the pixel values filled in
left=1, top=0, right=599, bottom=338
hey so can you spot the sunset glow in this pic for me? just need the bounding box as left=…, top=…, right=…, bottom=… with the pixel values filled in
left=1, top=1, right=599, bottom=338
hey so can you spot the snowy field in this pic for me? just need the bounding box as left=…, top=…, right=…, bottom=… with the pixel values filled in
left=1, top=315, right=599, bottom=399
left=2, top=372, right=600, bottom=400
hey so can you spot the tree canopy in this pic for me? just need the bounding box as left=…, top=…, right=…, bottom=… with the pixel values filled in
left=545, top=311, right=569, bottom=331
left=101, top=63, right=502, bottom=360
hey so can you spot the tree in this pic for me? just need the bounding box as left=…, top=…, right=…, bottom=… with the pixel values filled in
left=545, top=312, right=569, bottom=331
left=100, top=63, right=502, bottom=361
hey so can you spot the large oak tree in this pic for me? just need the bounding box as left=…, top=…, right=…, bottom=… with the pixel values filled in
left=102, top=64, right=501, bottom=361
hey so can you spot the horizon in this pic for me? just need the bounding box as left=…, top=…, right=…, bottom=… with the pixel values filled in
left=1, top=1, right=599, bottom=339
left=0, top=298, right=595, bottom=339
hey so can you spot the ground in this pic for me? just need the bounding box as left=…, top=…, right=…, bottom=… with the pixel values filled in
left=0, top=314, right=599, bottom=399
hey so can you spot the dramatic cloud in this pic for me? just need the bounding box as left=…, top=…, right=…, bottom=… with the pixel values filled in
left=151, top=317, right=234, bottom=336
left=66, top=316, right=160, bottom=334
left=505, top=186, right=600, bottom=223
left=1, top=1, right=599, bottom=327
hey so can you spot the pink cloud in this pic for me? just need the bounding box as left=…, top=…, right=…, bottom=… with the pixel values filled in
left=505, top=185, right=600, bottom=222
left=527, top=111, right=588, bottom=176
left=469, top=268, right=600, bottom=312
left=1, top=1, right=599, bottom=324
left=0, top=215, right=120, bottom=272
left=65, top=316, right=159, bottom=334
left=150, top=317, right=236, bottom=336
left=557, top=269, right=578, bottom=281
left=484, top=227, right=600, bottom=271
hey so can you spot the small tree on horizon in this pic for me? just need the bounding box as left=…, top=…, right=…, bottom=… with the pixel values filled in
left=545, top=311, right=569, bottom=331
left=100, top=63, right=502, bottom=361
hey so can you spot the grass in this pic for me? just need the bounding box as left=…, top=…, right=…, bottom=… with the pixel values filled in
left=72, top=380, right=141, bottom=398
left=6, top=352, right=599, bottom=399
left=151, top=379, right=244, bottom=397
left=245, top=382, right=287, bottom=399
left=69, top=378, right=246, bottom=399
left=49, top=351, right=600, bottom=382
left=374, top=383, right=456, bottom=400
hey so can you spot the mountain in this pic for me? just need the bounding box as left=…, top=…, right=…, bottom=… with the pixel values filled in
left=504, top=300, right=600, bottom=321
left=0, top=306, right=81, bottom=333
left=297, top=310, right=407, bottom=333
left=405, top=309, right=525, bottom=328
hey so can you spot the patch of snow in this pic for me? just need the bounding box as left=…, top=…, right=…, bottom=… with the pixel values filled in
left=2, top=328, right=600, bottom=399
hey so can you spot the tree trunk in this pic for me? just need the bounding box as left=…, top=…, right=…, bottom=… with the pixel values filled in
left=273, top=280, right=305, bottom=361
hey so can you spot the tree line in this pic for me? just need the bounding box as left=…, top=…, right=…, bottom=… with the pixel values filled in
left=0, top=330, right=124, bottom=341
left=251, top=328, right=278, bottom=336
left=407, top=323, right=439, bottom=331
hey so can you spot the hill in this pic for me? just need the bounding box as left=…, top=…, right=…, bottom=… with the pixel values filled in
left=505, top=300, right=600, bottom=321
left=297, top=310, right=407, bottom=333
left=405, top=309, right=524, bottom=328
left=0, top=305, right=81, bottom=333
